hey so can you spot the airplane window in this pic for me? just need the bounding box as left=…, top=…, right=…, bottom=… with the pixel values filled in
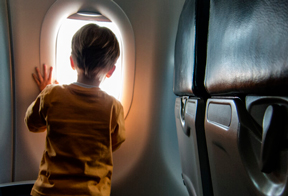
left=56, top=17, right=123, bottom=100
left=40, top=1, right=135, bottom=118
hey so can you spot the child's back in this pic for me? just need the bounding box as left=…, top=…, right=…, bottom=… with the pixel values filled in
left=25, top=24, right=125, bottom=196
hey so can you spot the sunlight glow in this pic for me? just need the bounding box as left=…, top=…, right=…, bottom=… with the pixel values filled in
left=56, top=18, right=123, bottom=100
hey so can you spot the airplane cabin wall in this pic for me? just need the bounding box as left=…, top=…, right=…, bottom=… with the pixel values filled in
left=8, top=0, right=57, bottom=181
left=7, top=0, right=187, bottom=195
left=111, top=0, right=187, bottom=195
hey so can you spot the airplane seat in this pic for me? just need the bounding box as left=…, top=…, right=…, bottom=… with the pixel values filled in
left=204, top=0, right=288, bottom=195
left=0, top=181, right=34, bottom=196
left=173, top=0, right=212, bottom=195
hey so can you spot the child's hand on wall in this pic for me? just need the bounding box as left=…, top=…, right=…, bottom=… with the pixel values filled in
left=32, top=64, right=59, bottom=91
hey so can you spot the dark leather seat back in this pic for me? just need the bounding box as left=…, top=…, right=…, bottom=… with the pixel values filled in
left=205, top=0, right=288, bottom=95
left=0, top=182, right=34, bottom=196
left=174, top=0, right=209, bottom=97
left=174, top=0, right=212, bottom=195
left=204, top=0, right=288, bottom=195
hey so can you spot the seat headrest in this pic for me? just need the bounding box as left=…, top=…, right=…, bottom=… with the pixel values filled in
left=174, top=0, right=209, bottom=97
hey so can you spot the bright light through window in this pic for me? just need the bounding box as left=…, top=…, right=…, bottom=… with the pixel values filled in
left=56, top=18, right=123, bottom=100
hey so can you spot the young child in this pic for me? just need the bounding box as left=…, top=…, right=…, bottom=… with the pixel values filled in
left=25, top=24, right=125, bottom=196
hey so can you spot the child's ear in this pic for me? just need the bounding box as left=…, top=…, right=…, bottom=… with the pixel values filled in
left=70, top=56, right=76, bottom=70
left=106, top=65, right=116, bottom=78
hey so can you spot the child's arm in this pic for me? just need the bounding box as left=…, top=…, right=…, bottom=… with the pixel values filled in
left=111, top=104, right=126, bottom=152
left=24, top=64, right=55, bottom=132
left=24, top=93, right=46, bottom=132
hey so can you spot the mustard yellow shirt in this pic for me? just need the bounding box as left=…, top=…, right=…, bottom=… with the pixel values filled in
left=25, top=84, right=125, bottom=196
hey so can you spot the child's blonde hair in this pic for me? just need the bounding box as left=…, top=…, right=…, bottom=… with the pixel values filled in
left=71, top=23, right=120, bottom=79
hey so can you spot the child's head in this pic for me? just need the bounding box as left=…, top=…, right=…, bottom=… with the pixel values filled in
left=71, top=23, right=120, bottom=80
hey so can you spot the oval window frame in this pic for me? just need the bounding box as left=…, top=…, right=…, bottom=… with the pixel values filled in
left=40, top=0, right=135, bottom=118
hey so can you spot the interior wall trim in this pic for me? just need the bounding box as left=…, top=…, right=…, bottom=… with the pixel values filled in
left=5, top=0, right=15, bottom=182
